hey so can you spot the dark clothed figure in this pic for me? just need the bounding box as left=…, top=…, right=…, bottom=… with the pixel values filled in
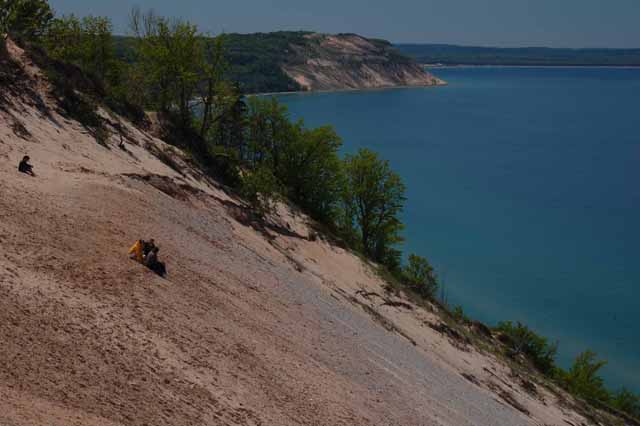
left=144, top=248, right=158, bottom=268
left=142, top=239, right=156, bottom=258
left=18, top=156, right=34, bottom=176
left=145, top=247, right=166, bottom=277
left=155, top=262, right=167, bottom=277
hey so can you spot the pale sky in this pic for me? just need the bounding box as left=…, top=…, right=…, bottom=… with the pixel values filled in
left=48, top=0, right=640, bottom=48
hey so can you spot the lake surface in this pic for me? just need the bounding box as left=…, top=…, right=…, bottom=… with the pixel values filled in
left=276, top=67, right=640, bottom=392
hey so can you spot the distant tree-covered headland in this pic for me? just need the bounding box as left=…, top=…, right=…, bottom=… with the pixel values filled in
left=395, top=44, right=640, bottom=66
left=114, top=31, right=443, bottom=95
left=114, top=31, right=308, bottom=94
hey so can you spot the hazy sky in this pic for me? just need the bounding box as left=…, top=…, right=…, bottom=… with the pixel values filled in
left=48, top=0, right=640, bottom=48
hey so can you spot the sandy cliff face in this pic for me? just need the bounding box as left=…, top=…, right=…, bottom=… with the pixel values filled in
left=0, top=41, right=618, bottom=426
left=282, top=33, right=445, bottom=91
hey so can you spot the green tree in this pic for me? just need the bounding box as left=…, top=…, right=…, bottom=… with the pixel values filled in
left=240, top=164, right=280, bottom=217
left=342, top=148, right=406, bottom=264
left=402, top=254, right=438, bottom=298
left=201, top=82, right=247, bottom=185
left=560, top=351, right=610, bottom=402
left=240, top=97, right=346, bottom=223
left=277, top=124, right=345, bottom=223
left=198, top=35, right=232, bottom=139
left=452, top=305, right=471, bottom=323
left=610, top=388, right=640, bottom=418
left=245, top=96, right=292, bottom=168
left=44, top=15, right=82, bottom=61
left=78, top=16, right=114, bottom=83
left=495, top=321, right=558, bottom=375
left=1, top=0, right=53, bottom=43
left=129, top=7, right=202, bottom=129
left=45, top=15, right=116, bottom=84
left=208, top=84, right=247, bottom=149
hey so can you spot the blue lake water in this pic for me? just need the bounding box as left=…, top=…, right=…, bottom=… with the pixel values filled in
left=276, top=67, right=640, bottom=392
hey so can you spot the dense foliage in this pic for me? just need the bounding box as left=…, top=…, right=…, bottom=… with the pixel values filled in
left=610, top=388, right=640, bottom=419
left=396, top=43, right=640, bottom=66
left=495, top=321, right=558, bottom=375
left=494, top=321, right=640, bottom=418
left=45, top=15, right=116, bottom=86
left=129, top=8, right=202, bottom=129
left=223, top=32, right=307, bottom=94
left=558, top=351, right=610, bottom=402
left=241, top=96, right=345, bottom=221
left=402, top=254, right=438, bottom=298
left=0, top=0, right=53, bottom=43
left=342, top=149, right=406, bottom=267
left=114, top=31, right=306, bottom=94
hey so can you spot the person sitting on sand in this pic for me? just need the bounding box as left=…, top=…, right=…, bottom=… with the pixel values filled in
left=144, top=247, right=166, bottom=277
left=142, top=239, right=156, bottom=258
left=18, top=155, right=34, bottom=176
left=128, top=239, right=145, bottom=263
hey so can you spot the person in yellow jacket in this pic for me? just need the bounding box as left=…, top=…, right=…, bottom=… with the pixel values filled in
left=128, top=239, right=145, bottom=263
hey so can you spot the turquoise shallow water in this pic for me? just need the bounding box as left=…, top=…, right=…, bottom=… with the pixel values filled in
left=277, top=67, right=640, bottom=392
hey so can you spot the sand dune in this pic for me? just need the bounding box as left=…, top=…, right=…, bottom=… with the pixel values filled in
left=282, top=33, right=445, bottom=92
left=0, top=40, right=612, bottom=426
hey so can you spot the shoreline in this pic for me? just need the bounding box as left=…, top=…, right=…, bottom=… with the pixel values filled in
left=423, top=63, right=640, bottom=69
left=249, top=81, right=448, bottom=97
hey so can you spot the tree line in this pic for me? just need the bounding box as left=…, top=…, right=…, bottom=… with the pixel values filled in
left=493, top=321, right=639, bottom=414
left=1, top=1, right=638, bottom=419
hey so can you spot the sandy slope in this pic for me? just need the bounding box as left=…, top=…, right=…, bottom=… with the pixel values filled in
left=282, top=33, right=445, bottom=92
left=0, top=41, right=610, bottom=426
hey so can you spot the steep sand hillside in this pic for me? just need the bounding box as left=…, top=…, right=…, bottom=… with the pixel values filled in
left=0, top=41, right=617, bottom=426
left=282, top=33, right=445, bottom=91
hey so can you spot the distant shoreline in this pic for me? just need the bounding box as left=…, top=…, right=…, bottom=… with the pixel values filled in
left=422, top=63, right=640, bottom=69
left=250, top=81, right=448, bottom=97
left=395, top=44, right=640, bottom=70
